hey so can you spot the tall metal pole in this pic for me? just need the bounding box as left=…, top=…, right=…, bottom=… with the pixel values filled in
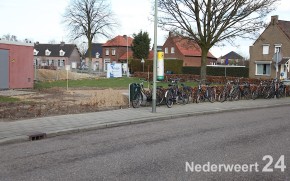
left=127, top=36, right=129, bottom=77
left=276, top=47, right=279, bottom=79
left=152, top=0, right=158, bottom=113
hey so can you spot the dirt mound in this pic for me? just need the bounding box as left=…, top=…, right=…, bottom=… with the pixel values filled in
left=36, top=69, right=96, bottom=81
left=0, top=88, right=129, bottom=121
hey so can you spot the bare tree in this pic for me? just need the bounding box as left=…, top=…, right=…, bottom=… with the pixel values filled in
left=63, top=0, right=118, bottom=73
left=158, top=0, right=280, bottom=79
left=2, top=34, right=18, bottom=41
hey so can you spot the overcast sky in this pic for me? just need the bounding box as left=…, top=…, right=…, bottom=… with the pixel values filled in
left=0, top=0, right=289, bottom=58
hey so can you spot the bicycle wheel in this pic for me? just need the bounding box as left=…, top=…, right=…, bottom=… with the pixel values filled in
left=165, top=90, right=174, bottom=108
left=132, top=92, right=143, bottom=108
left=231, top=89, right=240, bottom=101
left=242, top=88, right=251, bottom=100
left=207, top=88, right=215, bottom=103
left=182, top=92, right=189, bottom=104
left=196, top=91, right=201, bottom=103
left=178, top=90, right=187, bottom=105
left=276, top=88, right=285, bottom=99
left=252, top=90, right=258, bottom=100
left=156, top=88, right=164, bottom=106
left=220, top=89, right=227, bottom=103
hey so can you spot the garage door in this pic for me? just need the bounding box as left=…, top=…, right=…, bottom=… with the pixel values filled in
left=0, top=49, right=9, bottom=89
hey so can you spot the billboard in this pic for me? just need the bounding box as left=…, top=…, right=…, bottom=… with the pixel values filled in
left=107, top=63, right=122, bottom=78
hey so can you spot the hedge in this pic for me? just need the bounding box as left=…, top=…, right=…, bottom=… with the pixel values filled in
left=130, top=59, right=183, bottom=74
left=182, top=66, right=249, bottom=78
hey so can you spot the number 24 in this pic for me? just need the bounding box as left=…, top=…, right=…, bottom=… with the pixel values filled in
left=262, top=155, right=286, bottom=172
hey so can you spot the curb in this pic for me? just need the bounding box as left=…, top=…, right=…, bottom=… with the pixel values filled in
left=1, top=102, right=290, bottom=146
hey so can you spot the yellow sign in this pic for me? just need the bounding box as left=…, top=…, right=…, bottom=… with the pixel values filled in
left=11, top=59, right=15, bottom=62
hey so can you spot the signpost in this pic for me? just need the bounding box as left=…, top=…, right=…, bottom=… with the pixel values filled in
left=273, top=50, right=282, bottom=79
left=65, top=65, right=71, bottom=91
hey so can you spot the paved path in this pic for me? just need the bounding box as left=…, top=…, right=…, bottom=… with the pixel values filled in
left=1, top=98, right=290, bottom=145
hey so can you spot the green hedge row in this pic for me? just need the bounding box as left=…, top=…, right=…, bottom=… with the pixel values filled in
left=130, top=59, right=184, bottom=74
left=182, top=66, right=249, bottom=78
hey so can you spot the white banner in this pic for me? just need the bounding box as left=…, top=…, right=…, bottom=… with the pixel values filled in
left=107, top=63, right=122, bottom=78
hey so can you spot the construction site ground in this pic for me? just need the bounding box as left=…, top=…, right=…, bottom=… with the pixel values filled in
left=0, top=69, right=128, bottom=121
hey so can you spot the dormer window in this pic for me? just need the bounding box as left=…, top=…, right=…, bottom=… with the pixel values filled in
left=96, top=52, right=100, bottom=58
left=59, top=49, right=65, bottom=56
left=45, top=49, right=51, bottom=56
left=34, top=49, right=39, bottom=56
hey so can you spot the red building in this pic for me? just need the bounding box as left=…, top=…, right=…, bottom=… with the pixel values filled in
left=0, top=40, right=34, bottom=89
left=102, top=35, right=133, bottom=71
left=162, top=32, right=217, bottom=66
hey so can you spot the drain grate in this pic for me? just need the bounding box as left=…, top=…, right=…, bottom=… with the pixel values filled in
left=28, top=132, right=47, bottom=141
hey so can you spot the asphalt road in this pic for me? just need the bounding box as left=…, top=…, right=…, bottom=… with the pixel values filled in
left=0, top=106, right=289, bottom=181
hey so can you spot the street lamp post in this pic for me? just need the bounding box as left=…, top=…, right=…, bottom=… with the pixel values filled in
left=152, top=0, right=158, bottom=113
left=275, top=47, right=279, bottom=79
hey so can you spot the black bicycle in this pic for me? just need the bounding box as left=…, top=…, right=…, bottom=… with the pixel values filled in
left=131, top=80, right=165, bottom=108
left=195, top=80, right=215, bottom=103
left=165, top=78, right=188, bottom=108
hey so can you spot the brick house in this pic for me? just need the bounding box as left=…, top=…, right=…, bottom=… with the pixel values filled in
left=102, top=35, right=133, bottom=71
left=249, top=15, right=290, bottom=80
left=162, top=32, right=217, bottom=67
left=34, top=42, right=81, bottom=70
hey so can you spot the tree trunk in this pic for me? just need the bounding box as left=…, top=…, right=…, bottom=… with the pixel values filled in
left=200, top=48, right=209, bottom=81
left=88, top=40, right=92, bottom=74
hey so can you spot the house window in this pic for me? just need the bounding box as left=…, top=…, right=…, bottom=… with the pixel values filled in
left=171, top=47, right=175, bottom=54
left=58, top=60, right=65, bottom=67
left=105, top=49, right=109, bottom=56
left=165, top=47, right=168, bottom=54
left=34, top=59, right=38, bottom=66
left=112, top=49, right=116, bottom=56
left=275, top=44, right=281, bottom=53
left=256, top=63, right=270, bottom=75
left=262, top=44, right=269, bottom=55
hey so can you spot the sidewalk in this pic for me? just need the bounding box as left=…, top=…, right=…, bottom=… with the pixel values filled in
left=1, top=98, right=290, bottom=145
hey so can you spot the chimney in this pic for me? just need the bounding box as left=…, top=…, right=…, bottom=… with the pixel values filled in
left=60, top=41, right=65, bottom=46
left=271, top=15, right=278, bottom=25
left=169, top=31, right=173, bottom=37
left=35, top=41, right=39, bottom=45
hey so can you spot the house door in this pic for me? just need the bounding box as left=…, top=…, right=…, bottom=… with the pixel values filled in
left=0, top=49, right=9, bottom=89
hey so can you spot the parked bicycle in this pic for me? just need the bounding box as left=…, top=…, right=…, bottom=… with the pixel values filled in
left=165, top=78, right=188, bottom=108
left=131, top=80, right=164, bottom=108
left=220, top=79, right=240, bottom=102
left=195, top=80, right=216, bottom=103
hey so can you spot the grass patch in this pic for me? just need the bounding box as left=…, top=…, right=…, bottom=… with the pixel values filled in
left=34, top=77, right=146, bottom=89
left=0, top=96, right=20, bottom=103
left=34, top=77, right=199, bottom=90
